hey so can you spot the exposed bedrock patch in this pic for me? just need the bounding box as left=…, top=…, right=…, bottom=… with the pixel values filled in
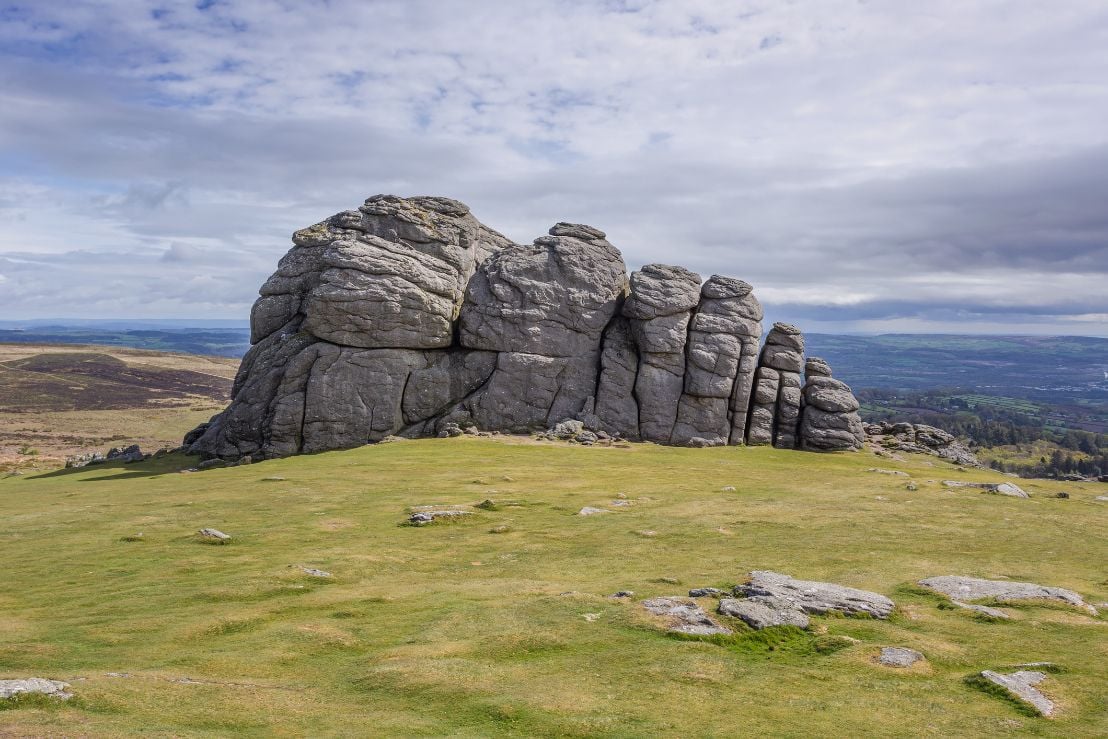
left=187, top=195, right=863, bottom=459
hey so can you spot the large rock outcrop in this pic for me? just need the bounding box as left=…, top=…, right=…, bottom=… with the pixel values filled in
left=186, top=195, right=863, bottom=459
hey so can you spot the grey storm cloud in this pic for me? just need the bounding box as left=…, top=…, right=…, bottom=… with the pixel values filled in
left=0, top=0, right=1106, bottom=334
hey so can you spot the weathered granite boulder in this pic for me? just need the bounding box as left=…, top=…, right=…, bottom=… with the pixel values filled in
left=623, top=264, right=701, bottom=443
left=642, top=596, right=732, bottom=635
left=865, top=421, right=981, bottom=466
left=718, top=595, right=810, bottom=629
left=798, top=360, right=865, bottom=452
left=186, top=195, right=864, bottom=460
left=737, top=571, right=895, bottom=618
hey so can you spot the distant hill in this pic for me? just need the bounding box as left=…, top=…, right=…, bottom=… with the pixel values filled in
left=0, top=326, right=251, bottom=357
left=0, top=343, right=237, bottom=470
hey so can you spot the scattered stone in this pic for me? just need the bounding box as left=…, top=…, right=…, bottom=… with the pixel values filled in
left=577, top=506, right=610, bottom=516
left=977, top=670, right=1054, bottom=716
left=0, top=678, right=73, bottom=701
left=952, top=600, right=1011, bottom=619
left=65, top=452, right=105, bottom=469
left=737, top=571, right=895, bottom=618
left=878, top=647, right=924, bottom=667
left=688, top=587, right=723, bottom=598
left=609, top=591, right=634, bottom=598
left=941, top=481, right=1029, bottom=498
left=575, top=430, right=599, bottom=445
left=198, top=527, right=231, bottom=542
left=641, top=597, right=732, bottom=636
left=1094, top=495, right=1108, bottom=502
left=489, top=524, right=511, bottom=534
left=869, top=468, right=910, bottom=477
left=906, top=482, right=918, bottom=491
left=107, top=444, right=145, bottom=464
left=1054, top=491, right=1069, bottom=499
left=721, top=485, right=736, bottom=492
left=582, top=613, right=600, bottom=622
left=609, top=499, right=632, bottom=507
left=638, top=530, right=658, bottom=537
left=260, top=476, right=287, bottom=482
left=300, top=567, right=332, bottom=578
left=866, top=422, right=981, bottom=467
left=920, top=576, right=1096, bottom=614
left=718, top=596, right=810, bottom=629
left=197, top=458, right=227, bottom=471
left=408, top=510, right=472, bottom=525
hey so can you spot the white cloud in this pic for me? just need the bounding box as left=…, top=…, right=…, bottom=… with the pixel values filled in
left=0, top=0, right=1106, bottom=333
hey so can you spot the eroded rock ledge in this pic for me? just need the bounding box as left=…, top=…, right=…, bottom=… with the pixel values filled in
left=186, top=195, right=864, bottom=460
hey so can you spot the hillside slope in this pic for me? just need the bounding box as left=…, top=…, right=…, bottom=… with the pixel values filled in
left=0, top=343, right=237, bottom=471
left=1, top=439, right=1104, bottom=736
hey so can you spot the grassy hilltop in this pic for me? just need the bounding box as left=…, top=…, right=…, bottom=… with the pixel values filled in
left=1, top=438, right=1105, bottom=737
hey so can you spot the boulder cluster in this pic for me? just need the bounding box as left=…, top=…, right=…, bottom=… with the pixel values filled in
left=186, top=195, right=863, bottom=460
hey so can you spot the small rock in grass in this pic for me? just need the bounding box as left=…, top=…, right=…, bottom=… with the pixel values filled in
left=119, top=533, right=144, bottom=542
left=689, top=587, right=723, bottom=598
left=616, top=492, right=628, bottom=499
left=582, top=613, right=600, bottom=622
left=408, top=510, right=471, bottom=525
left=0, top=678, right=72, bottom=700
left=920, top=575, right=1096, bottom=614
left=610, top=499, right=632, bottom=507
left=1094, top=495, right=1108, bottom=502
left=642, top=597, right=731, bottom=636
left=906, top=482, right=919, bottom=491
left=718, top=596, right=810, bottom=630
left=869, top=468, right=910, bottom=477
left=879, top=646, right=924, bottom=667
left=300, top=567, right=332, bottom=578
left=978, top=670, right=1054, bottom=716
left=489, top=524, right=511, bottom=534
left=197, top=458, right=227, bottom=471
left=941, top=480, right=1028, bottom=498
left=1053, top=491, right=1069, bottom=499
left=198, top=527, right=231, bottom=542
left=577, top=506, right=609, bottom=516
left=260, top=476, right=287, bottom=482
left=609, top=591, right=634, bottom=598
left=721, top=485, right=736, bottom=492
left=638, top=530, right=657, bottom=537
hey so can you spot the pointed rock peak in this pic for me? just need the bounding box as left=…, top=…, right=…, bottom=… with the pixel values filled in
left=549, top=222, right=606, bottom=240
left=701, top=275, right=754, bottom=298
left=771, top=321, right=803, bottom=336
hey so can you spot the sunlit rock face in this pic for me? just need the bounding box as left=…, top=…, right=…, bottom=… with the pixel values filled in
left=186, top=195, right=862, bottom=459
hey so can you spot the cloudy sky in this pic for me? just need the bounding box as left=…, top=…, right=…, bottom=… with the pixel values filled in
left=2, top=1, right=1107, bottom=335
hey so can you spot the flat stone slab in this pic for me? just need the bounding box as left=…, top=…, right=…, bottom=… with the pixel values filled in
left=737, top=571, right=895, bottom=618
left=198, top=527, right=231, bottom=541
left=920, top=575, right=1096, bottom=614
left=942, top=481, right=1028, bottom=498
left=718, top=596, right=810, bottom=629
left=642, top=597, right=732, bottom=636
left=0, top=678, right=72, bottom=700
left=979, top=670, right=1054, bottom=716
left=408, top=509, right=472, bottom=525
left=688, top=587, right=724, bottom=598
left=952, top=600, right=1010, bottom=619
left=879, top=646, right=923, bottom=667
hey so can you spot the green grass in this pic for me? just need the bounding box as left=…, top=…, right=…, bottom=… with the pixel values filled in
left=1, top=438, right=1106, bottom=736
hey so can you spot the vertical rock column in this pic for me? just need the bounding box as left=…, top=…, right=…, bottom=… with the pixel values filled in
left=746, top=322, right=804, bottom=448
left=798, top=357, right=865, bottom=451
left=622, top=265, right=703, bottom=443
left=670, top=276, right=763, bottom=446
